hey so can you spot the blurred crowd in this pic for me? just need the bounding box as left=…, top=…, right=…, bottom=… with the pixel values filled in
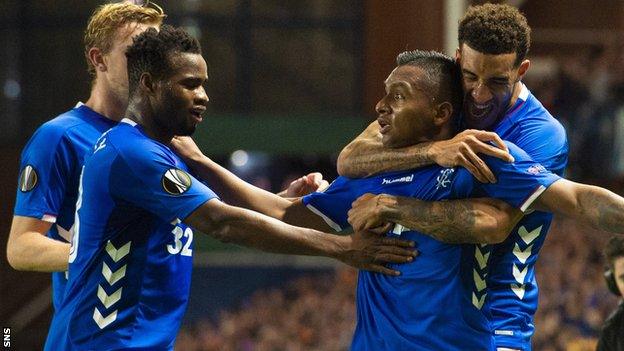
left=528, top=41, right=624, bottom=181
left=175, top=218, right=619, bottom=351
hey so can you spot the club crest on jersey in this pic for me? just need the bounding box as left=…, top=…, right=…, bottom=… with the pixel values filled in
left=18, top=165, right=38, bottom=192
left=526, top=164, right=546, bottom=175
left=436, top=168, right=455, bottom=189
left=162, top=169, right=191, bottom=195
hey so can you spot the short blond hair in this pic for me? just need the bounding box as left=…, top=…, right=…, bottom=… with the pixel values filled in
left=84, top=1, right=165, bottom=77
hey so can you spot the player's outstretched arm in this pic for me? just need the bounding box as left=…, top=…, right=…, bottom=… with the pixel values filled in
left=6, top=216, right=70, bottom=272
left=348, top=193, right=523, bottom=244
left=337, top=123, right=513, bottom=183
left=171, top=137, right=332, bottom=231
left=184, top=199, right=416, bottom=276
left=533, top=179, right=624, bottom=233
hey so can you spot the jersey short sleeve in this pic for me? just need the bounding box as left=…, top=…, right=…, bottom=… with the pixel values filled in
left=302, top=176, right=356, bottom=232
left=109, top=143, right=218, bottom=223
left=477, top=142, right=561, bottom=211
left=14, top=123, right=74, bottom=222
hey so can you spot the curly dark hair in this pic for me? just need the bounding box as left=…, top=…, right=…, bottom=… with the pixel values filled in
left=125, top=24, right=201, bottom=95
left=458, top=4, right=530, bottom=66
left=396, top=50, right=463, bottom=126
left=605, top=236, right=624, bottom=268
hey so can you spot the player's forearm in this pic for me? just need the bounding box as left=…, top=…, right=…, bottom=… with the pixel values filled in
left=574, top=185, right=624, bottom=233
left=184, top=155, right=291, bottom=219
left=336, top=122, right=434, bottom=177
left=338, top=142, right=434, bottom=178
left=6, top=232, right=69, bottom=272
left=384, top=196, right=519, bottom=244
left=191, top=202, right=345, bottom=258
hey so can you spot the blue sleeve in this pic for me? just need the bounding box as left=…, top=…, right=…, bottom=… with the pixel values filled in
left=302, top=176, right=357, bottom=232
left=13, top=124, right=74, bottom=222
left=477, top=142, right=561, bottom=211
left=110, top=145, right=218, bottom=222
left=513, top=116, right=569, bottom=176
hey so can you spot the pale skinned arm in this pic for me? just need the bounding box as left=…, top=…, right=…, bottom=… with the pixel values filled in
left=336, top=121, right=514, bottom=182
left=185, top=198, right=415, bottom=275
left=276, top=172, right=329, bottom=198
left=531, top=179, right=624, bottom=233
left=348, top=194, right=523, bottom=244
left=6, top=216, right=70, bottom=272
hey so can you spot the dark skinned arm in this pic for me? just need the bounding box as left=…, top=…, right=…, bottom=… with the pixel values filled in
left=348, top=193, right=523, bottom=244
left=185, top=198, right=415, bottom=276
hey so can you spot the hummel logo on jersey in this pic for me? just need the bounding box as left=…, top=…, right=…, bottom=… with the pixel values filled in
left=436, top=169, right=455, bottom=189
left=381, top=174, right=414, bottom=185
left=162, top=169, right=192, bottom=195
left=18, top=165, right=38, bottom=192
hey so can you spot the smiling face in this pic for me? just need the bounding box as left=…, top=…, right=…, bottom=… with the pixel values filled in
left=152, top=52, right=209, bottom=137
left=375, top=65, right=440, bottom=148
left=457, top=43, right=529, bottom=130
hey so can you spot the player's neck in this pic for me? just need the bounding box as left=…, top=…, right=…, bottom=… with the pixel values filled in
left=85, top=81, right=126, bottom=122
left=125, top=102, right=174, bottom=145
left=507, top=81, right=523, bottom=110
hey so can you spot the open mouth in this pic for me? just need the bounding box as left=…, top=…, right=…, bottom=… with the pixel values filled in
left=378, top=118, right=391, bottom=134
left=190, top=107, right=206, bottom=122
left=468, top=101, right=492, bottom=119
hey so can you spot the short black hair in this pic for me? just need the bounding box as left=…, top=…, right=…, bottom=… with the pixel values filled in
left=605, top=236, right=624, bottom=268
left=125, top=24, right=201, bottom=94
left=396, top=50, right=463, bottom=123
left=458, top=4, right=531, bottom=66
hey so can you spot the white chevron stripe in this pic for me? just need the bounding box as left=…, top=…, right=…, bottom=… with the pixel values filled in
left=93, top=307, right=117, bottom=329
left=475, top=247, right=490, bottom=270
left=518, top=226, right=542, bottom=245
left=512, top=264, right=528, bottom=284
left=392, top=224, right=406, bottom=235
left=105, top=241, right=131, bottom=262
left=97, top=285, right=123, bottom=309
left=101, top=262, right=127, bottom=286
left=513, top=243, right=533, bottom=264
left=473, top=269, right=487, bottom=292
left=472, top=292, right=487, bottom=309
left=511, top=283, right=526, bottom=299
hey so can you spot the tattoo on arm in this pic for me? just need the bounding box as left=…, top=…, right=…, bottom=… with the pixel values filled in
left=388, top=198, right=510, bottom=244
left=339, top=141, right=434, bottom=178
left=578, top=187, right=624, bottom=233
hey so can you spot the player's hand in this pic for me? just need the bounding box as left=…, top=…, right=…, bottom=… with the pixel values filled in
left=428, top=129, right=514, bottom=183
left=282, top=172, right=330, bottom=198
left=170, top=136, right=205, bottom=163
left=348, top=193, right=397, bottom=232
left=339, top=225, right=417, bottom=276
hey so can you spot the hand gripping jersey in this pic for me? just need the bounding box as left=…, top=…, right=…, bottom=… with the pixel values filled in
left=13, top=104, right=117, bottom=310
left=477, top=84, right=569, bottom=350
left=44, top=119, right=218, bottom=351
left=303, top=142, right=560, bottom=351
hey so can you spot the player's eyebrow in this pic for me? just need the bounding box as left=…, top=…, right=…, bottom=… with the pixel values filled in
left=462, top=68, right=510, bottom=81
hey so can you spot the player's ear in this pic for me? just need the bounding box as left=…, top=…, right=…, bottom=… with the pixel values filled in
left=140, top=72, right=156, bottom=95
left=87, top=47, right=106, bottom=73
left=516, top=59, right=530, bottom=81
left=433, top=101, right=453, bottom=127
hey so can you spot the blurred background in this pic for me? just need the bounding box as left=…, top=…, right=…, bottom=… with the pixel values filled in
left=0, top=0, right=623, bottom=350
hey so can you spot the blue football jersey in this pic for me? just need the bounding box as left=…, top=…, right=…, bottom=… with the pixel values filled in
left=44, top=119, right=218, bottom=351
left=478, top=84, right=569, bottom=350
left=13, top=103, right=117, bottom=310
left=303, top=142, right=560, bottom=351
